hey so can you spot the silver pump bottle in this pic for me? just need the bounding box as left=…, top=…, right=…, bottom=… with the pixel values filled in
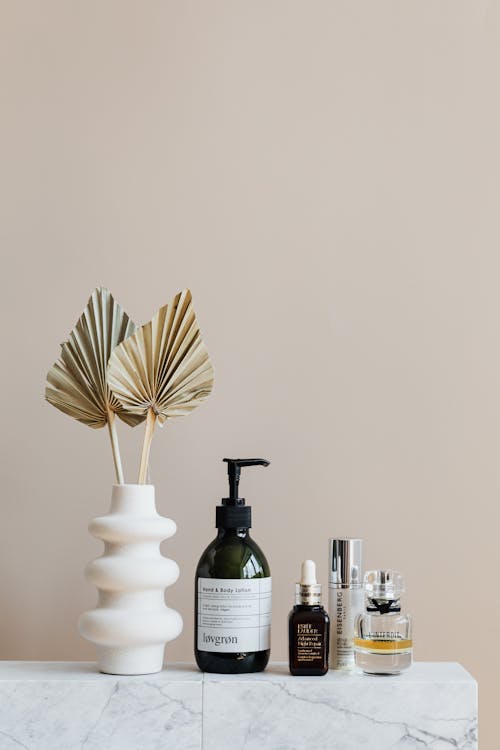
left=328, top=538, right=363, bottom=670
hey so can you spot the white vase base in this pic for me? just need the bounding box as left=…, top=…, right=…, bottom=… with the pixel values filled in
left=96, top=644, right=165, bottom=676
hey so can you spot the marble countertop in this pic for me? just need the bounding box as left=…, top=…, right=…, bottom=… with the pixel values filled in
left=0, top=661, right=477, bottom=749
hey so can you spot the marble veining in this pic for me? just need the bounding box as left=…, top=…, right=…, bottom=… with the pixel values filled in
left=0, top=666, right=202, bottom=750
left=203, top=663, right=477, bottom=750
left=204, top=684, right=476, bottom=749
left=0, top=662, right=477, bottom=750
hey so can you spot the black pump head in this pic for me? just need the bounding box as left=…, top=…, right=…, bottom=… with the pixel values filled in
left=217, top=457, right=270, bottom=529
left=223, top=458, right=270, bottom=505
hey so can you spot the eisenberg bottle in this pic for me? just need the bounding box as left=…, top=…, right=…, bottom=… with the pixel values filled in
left=194, top=458, right=271, bottom=674
left=328, top=538, right=363, bottom=670
left=354, top=570, right=412, bottom=675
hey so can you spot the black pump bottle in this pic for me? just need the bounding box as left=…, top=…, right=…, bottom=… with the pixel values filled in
left=194, top=458, right=271, bottom=673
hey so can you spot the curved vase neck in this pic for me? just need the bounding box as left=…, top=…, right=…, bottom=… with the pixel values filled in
left=110, top=484, right=156, bottom=514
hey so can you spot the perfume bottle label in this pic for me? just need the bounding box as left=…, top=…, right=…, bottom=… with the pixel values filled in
left=197, top=577, right=272, bottom=652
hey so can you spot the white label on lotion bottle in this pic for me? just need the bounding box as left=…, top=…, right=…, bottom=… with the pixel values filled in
left=197, top=577, right=272, bottom=652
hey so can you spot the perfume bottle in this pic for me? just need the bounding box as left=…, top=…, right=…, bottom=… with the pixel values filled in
left=288, top=560, right=329, bottom=676
left=354, top=570, right=412, bottom=675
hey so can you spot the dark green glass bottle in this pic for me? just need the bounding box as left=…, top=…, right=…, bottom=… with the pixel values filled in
left=194, top=458, right=271, bottom=674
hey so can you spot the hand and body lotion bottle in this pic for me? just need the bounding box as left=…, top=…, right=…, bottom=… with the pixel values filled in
left=194, top=458, right=271, bottom=673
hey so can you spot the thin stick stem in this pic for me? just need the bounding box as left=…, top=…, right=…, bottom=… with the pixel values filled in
left=107, top=409, right=124, bottom=484
left=138, top=407, right=156, bottom=484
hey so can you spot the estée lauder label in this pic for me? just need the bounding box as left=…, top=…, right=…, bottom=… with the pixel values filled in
left=296, top=623, right=324, bottom=663
left=197, top=577, right=272, bottom=652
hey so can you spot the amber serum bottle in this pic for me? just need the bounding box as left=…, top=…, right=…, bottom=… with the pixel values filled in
left=289, top=560, right=330, bottom=676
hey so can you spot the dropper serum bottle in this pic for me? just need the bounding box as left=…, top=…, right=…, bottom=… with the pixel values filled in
left=289, top=560, right=330, bottom=676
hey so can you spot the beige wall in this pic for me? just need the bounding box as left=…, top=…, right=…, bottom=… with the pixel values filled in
left=0, top=0, right=497, bottom=744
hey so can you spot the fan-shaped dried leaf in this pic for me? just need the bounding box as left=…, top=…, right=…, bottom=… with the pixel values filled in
left=107, top=289, right=214, bottom=425
left=45, top=288, right=145, bottom=429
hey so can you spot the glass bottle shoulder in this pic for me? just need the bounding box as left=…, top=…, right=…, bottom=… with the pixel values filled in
left=289, top=605, right=329, bottom=625
left=196, top=532, right=270, bottom=579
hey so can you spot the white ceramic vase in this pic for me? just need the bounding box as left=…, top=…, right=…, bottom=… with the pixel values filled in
left=78, top=484, right=183, bottom=675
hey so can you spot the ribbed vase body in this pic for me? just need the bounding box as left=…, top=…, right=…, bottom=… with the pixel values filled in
left=78, top=484, right=182, bottom=675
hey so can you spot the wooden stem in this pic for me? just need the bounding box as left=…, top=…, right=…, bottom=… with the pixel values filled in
left=138, top=408, right=156, bottom=484
left=107, top=409, right=124, bottom=484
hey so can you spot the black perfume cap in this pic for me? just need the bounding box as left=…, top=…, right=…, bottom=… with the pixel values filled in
left=216, top=458, right=270, bottom=529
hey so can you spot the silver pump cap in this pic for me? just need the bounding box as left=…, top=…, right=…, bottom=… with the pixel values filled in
left=329, top=538, right=363, bottom=586
left=364, top=569, right=404, bottom=600
left=295, top=560, right=322, bottom=605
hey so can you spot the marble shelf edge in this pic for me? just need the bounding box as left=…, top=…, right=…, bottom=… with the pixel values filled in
left=0, top=659, right=476, bottom=681
left=0, top=662, right=477, bottom=750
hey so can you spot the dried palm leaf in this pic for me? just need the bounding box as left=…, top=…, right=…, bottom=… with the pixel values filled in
left=45, top=288, right=145, bottom=483
left=107, top=288, right=214, bottom=483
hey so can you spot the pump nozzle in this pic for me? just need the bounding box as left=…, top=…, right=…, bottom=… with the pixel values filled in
left=223, top=458, right=270, bottom=504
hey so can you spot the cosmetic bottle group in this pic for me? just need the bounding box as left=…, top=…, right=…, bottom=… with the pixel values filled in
left=194, top=458, right=412, bottom=676
left=289, top=540, right=412, bottom=676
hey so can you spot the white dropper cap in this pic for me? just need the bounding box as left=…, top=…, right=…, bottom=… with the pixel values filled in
left=301, top=560, right=318, bottom=586
left=296, top=560, right=322, bottom=605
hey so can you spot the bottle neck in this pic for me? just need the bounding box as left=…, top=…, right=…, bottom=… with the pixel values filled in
left=367, top=598, right=401, bottom=614
left=295, top=583, right=322, bottom=606
left=217, top=527, right=250, bottom=539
